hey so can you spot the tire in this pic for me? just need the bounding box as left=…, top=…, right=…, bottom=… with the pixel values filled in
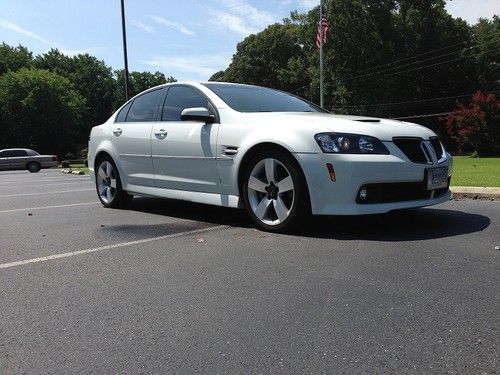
left=95, top=156, right=133, bottom=208
left=242, top=149, right=310, bottom=232
left=27, top=162, right=41, bottom=173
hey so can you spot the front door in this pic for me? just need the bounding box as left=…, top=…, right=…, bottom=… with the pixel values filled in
left=151, top=85, right=219, bottom=193
left=111, top=88, right=165, bottom=187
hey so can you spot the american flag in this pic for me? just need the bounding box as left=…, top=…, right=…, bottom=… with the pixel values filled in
left=316, top=13, right=330, bottom=49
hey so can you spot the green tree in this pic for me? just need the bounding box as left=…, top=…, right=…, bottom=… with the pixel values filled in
left=35, top=49, right=116, bottom=130
left=0, top=43, right=33, bottom=75
left=113, top=70, right=176, bottom=109
left=0, top=68, right=86, bottom=157
left=471, top=16, right=500, bottom=91
left=211, top=22, right=305, bottom=92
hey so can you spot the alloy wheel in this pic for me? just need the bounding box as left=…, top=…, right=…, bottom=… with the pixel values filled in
left=97, top=161, right=117, bottom=204
left=247, top=158, right=295, bottom=226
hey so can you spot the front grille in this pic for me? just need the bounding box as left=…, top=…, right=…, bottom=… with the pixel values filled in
left=356, top=178, right=450, bottom=204
left=393, top=137, right=429, bottom=164
left=429, top=137, right=445, bottom=161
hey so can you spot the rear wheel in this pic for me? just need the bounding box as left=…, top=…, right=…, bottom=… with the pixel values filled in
left=242, top=150, right=310, bottom=232
left=27, top=162, right=41, bottom=173
left=95, top=156, right=132, bottom=208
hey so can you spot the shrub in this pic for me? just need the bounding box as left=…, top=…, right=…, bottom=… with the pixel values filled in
left=444, top=91, right=500, bottom=156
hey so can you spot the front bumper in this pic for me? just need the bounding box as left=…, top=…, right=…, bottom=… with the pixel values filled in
left=294, top=145, right=452, bottom=216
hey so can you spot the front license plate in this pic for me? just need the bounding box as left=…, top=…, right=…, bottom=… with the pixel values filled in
left=427, top=167, right=448, bottom=190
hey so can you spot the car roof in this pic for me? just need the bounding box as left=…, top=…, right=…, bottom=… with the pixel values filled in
left=0, top=148, right=34, bottom=152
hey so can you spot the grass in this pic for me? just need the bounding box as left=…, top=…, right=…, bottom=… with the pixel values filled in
left=451, top=156, right=500, bottom=187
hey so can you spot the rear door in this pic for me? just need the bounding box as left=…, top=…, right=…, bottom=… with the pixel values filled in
left=9, top=149, right=29, bottom=170
left=151, top=85, right=219, bottom=193
left=111, top=88, right=165, bottom=187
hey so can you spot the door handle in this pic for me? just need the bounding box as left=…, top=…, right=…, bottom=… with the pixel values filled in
left=113, top=128, right=122, bottom=136
left=154, top=129, right=167, bottom=140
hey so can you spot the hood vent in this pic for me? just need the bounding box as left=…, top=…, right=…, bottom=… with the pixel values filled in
left=354, top=119, right=381, bottom=123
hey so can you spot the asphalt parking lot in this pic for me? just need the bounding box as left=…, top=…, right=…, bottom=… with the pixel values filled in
left=0, top=169, right=498, bottom=373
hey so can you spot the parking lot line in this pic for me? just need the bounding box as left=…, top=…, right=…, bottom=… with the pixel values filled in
left=0, top=189, right=94, bottom=198
left=0, top=180, right=89, bottom=186
left=0, top=225, right=227, bottom=270
left=0, top=202, right=99, bottom=214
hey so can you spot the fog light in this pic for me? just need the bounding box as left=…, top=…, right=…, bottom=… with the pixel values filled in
left=359, top=186, right=368, bottom=200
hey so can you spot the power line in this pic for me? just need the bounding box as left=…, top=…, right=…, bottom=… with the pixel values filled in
left=337, top=32, right=499, bottom=77
left=343, top=34, right=500, bottom=80
left=391, top=112, right=452, bottom=120
left=339, top=44, right=500, bottom=83
left=334, top=91, right=500, bottom=109
left=352, top=40, right=471, bottom=76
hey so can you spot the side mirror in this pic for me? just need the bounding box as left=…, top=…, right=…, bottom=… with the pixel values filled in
left=180, top=107, right=215, bottom=123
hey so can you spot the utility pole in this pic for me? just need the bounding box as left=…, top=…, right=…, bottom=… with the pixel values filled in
left=120, top=0, right=130, bottom=101
left=319, top=0, right=324, bottom=108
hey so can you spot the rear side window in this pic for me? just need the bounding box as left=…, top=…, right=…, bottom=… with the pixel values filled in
left=126, top=89, right=164, bottom=122
left=115, top=101, right=132, bottom=122
left=10, top=150, right=28, bottom=157
left=162, top=86, right=209, bottom=121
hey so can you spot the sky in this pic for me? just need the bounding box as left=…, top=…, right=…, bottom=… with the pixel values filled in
left=0, top=0, right=498, bottom=81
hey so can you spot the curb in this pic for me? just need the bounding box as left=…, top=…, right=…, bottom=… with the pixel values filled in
left=451, top=186, right=500, bottom=200
left=61, top=169, right=85, bottom=176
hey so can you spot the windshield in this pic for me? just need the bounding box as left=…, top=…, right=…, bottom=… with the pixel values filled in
left=203, top=83, right=328, bottom=113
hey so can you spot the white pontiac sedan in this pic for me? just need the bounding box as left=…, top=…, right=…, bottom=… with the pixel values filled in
left=88, top=82, right=452, bottom=232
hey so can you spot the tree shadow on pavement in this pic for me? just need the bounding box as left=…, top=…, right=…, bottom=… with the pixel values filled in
left=129, top=197, right=490, bottom=242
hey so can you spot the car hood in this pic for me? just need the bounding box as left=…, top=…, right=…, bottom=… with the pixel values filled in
left=242, top=112, right=436, bottom=141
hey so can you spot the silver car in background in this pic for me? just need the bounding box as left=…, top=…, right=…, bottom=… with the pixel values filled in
left=0, top=148, right=58, bottom=173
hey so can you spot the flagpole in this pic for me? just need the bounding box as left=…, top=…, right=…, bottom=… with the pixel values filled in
left=319, top=0, right=324, bottom=108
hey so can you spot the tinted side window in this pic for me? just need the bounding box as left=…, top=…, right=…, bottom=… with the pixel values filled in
left=11, top=150, right=28, bottom=157
left=115, top=101, right=132, bottom=122
left=126, top=89, right=163, bottom=122
left=162, top=86, right=209, bottom=121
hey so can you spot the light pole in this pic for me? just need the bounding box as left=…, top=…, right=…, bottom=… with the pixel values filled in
left=120, top=0, right=130, bottom=101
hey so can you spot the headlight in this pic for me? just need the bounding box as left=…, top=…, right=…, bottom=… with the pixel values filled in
left=314, top=133, right=389, bottom=154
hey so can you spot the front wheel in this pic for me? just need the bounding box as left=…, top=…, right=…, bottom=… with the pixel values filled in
left=95, top=157, right=133, bottom=208
left=242, top=150, right=310, bottom=232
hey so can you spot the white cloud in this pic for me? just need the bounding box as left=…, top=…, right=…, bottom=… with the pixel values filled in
left=131, top=19, right=154, bottom=33
left=209, top=0, right=276, bottom=36
left=446, top=0, right=499, bottom=24
left=209, top=10, right=257, bottom=35
left=58, top=47, right=101, bottom=57
left=150, top=16, right=195, bottom=36
left=297, top=0, right=319, bottom=9
left=0, top=17, right=51, bottom=44
left=143, top=54, right=231, bottom=80
left=219, top=0, right=275, bottom=25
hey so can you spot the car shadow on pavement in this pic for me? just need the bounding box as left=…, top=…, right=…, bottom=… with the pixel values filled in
left=129, top=197, right=490, bottom=242
left=304, top=208, right=491, bottom=241
left=129, top=197, right=252, bottom=227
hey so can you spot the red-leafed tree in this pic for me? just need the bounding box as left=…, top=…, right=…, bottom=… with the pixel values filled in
left=444, top=92, right=500, bottom=156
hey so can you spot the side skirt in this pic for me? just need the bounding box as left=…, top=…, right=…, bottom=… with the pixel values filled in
left=124, top=183, right=241, bottom=209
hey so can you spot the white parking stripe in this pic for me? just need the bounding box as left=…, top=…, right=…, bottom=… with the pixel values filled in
left=0, top=189, right=94, bottom=198
left=0, top=202, right=99, bottom=214
left=0, top=225, right=227, bottom=270
left=0, top=179, right=89, bottom=185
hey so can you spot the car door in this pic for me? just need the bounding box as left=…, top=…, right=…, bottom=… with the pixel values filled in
left=0, top=150, right=11, bottom=170
left=110, top=88, right=165, bottom=187
left=10, top=149, right=28, bottom=170
left=151, top=85, right=219, bottom=193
